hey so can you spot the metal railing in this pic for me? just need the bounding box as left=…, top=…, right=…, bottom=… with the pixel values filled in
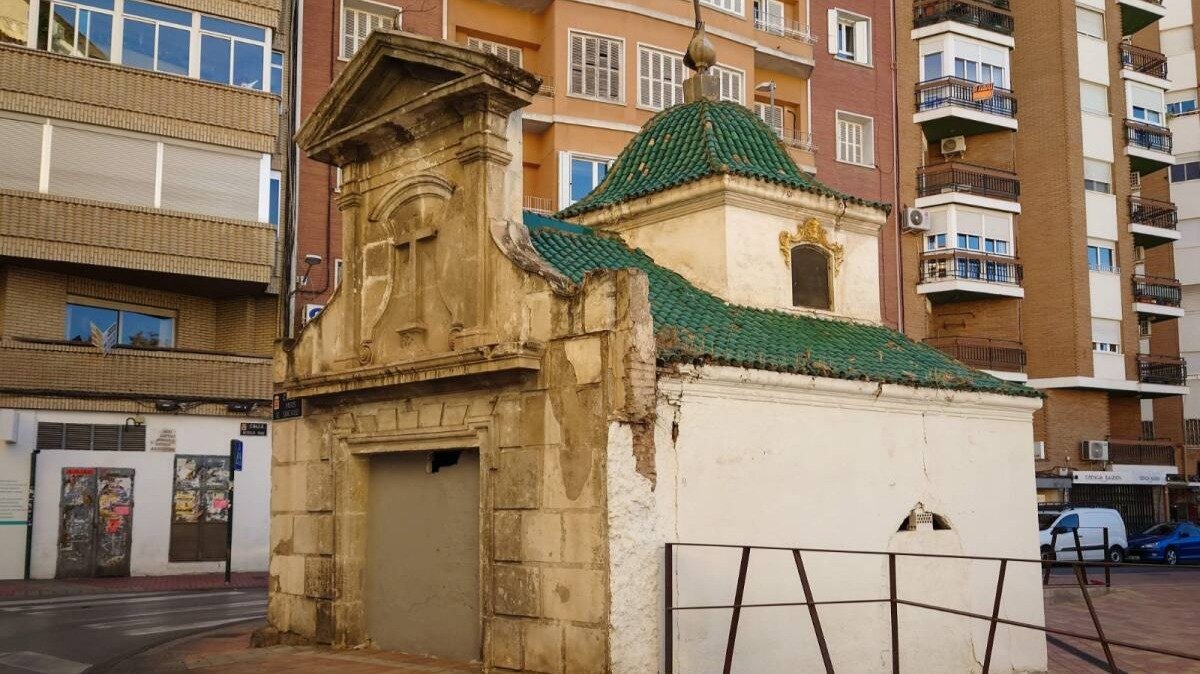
left=915, top=77, right=1017, bottom=118
left=919, top=251, right=1023, bottom=286
left=665, top=542, right=1200, bottom=674
left=1132, top=274, right=1182, bottom=307
left=1107, top=439, right=1176, bottom=465
left=1185, top=419, right=1200, bottom=446
left=534, top=74, right=555, bottom=97
left=1129, top=195, right=1178, bottom=230
left=772, top=127, right=817, bottom=152
left=1125, top=118, right=1173, bottom=153
left=913, top=0, right=1014, bottom=35
left=1119, top=42, right=1168, bottom=79
left=752, top=15, right=817, bottom=44
left=916, top=162, right=1019, bottom=201
left=1137, top=354, right=1187, bottom=386
left=923, top=336, right=1026, bottom=372
left=522, top=195, right=554, bottom=215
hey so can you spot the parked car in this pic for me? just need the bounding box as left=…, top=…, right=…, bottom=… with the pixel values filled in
left=1127, top=522, right=1200, bottom=565
left=1038, top=507, right=1128, bottom=562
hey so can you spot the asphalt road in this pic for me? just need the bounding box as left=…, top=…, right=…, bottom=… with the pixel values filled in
left=0, top=587, right=266, bottom=674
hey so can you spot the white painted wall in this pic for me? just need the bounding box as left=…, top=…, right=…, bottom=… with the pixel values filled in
left=0, top=411, right=36, bottom=579
left=1085, top=191, right=1119, bottom=239
left=1092, top=352, right=1127, bottom=380
left=1077, top=36, right=1110, bottom=86
left=26, top=411, right=270, bottom=578
left=607, top=367, right=1047, bottom=674
left=1089, top=270, right=1124, bottom=320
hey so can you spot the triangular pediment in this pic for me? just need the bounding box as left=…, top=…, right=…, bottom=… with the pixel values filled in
left=296, top=30, right=539, bottom=165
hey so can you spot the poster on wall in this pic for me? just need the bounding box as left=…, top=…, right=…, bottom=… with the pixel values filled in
left=0, top=478, right=28, bottom=523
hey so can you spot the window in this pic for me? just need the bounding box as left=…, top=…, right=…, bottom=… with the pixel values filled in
left=755, top=102, right=785, bottom=136
left=1129, top=83, right=1165, bottom=126
left=122, top=0, right=190, bottom=76
left=569, top=31, right=623, bottom=102
left=925, top=233, right=947, bottom=250
left=1167, top=99, right=1198, bottom=116
left=1170, top=161, right=1200, bottom=183
left=466, top=36, right=522, bottom=66
left=836, top=112, right=873, bottom=166
left=1076, top=7, right=1104, bottom=39
left=269, top=170, right=281, bottom=227
left=754, top=0, right=784, bottom=32
left=956, top=233, right=981, bottom=250
left=790, top=246, right=831, bottom=310
left=1093, top=341, right=1121, bottom=353
left=341, top=1, right=396, bottom=59
left=1087, top=244, right=1116, bottom=272
left=922, top=51, right=942, bottom=80
left=952, top=41, right=1006, bottom=87
left=36, top=422, right=146, bottom=451
left=829, top=10, right=870, bottom=64
left=701, top=0, right=743, bottom=16
left=637, top=45, right=684, bottom=111
left=199, top=15, right=267, bottom=89
left=270, top=50, right=283, bottom=95
left=1080, top=82, right=1108, bottom=116
left=712, top=65, right=744, bottom=103
left=561, top=152, right=611, bottom=206
left=1084, top=159, right=1112, bottom=194
left=42, top=0, right=114, bottom=60
left=66, top=300, right=175, bottom=347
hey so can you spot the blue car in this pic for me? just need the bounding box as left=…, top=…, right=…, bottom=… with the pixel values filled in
left=1127, top=522, right=1200, bottom=565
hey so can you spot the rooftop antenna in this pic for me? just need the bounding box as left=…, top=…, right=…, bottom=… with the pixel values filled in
left=682, top=0, right=719, bottom=102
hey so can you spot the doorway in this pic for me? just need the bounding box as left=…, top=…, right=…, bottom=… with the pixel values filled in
left=365, top=449, right=480, bottom=661
left=56, top=467, right=135, bottom=578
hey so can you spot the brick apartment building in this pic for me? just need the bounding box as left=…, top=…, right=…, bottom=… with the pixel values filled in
left=0, top=0, right=287, bottom=578
left=286, top=0, right=902, bottom=330
left=897, top=0, right=1191, bottom=531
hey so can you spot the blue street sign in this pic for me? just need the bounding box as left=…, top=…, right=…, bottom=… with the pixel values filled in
left=231, top=439, right=244, bottom=472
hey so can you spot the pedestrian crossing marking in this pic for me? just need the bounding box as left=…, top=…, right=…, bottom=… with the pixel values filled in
left=0, top=651, right=89, bottom=674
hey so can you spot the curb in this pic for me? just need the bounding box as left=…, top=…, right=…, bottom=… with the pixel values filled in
left=86, top=616, right=267, bottom=674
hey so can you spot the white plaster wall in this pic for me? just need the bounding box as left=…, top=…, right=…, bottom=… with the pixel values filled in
left=1077, top=0, right=1104, bottom=11
left=0, top=411, right=37, bottom=579
left=1161, top=0, right=1192, bottom=29
left=619, top=212, right=730, bottom=301
left=1089, top=271, right=1124, bottom=320
left=1092, top=352, right=1127, bottom=380
left=1176, top=222, right=1200, bottom=285
left=1081, top=115, right=1115, bottom=162
left=1085, top=191, right=1119, bottom=239
left=1077, top=37, right=1110, bottom=86
left=1171, top=114, right=1200, bottom=158
left=1167, top=53, right=1197, bottom=94
left=607, top=368, right=1047, bottom=674
left=28, top=411, right=271, bottom=578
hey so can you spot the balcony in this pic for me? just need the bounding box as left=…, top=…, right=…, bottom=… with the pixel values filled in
left=912, top=0, right=1014, bottom=37
left=915, top=162, right=1019, bottom=211
left=523, top=195, right=554, bottom=215
left=1117, top=0, right=1166, bottom=36
left=1125, top=119, right=1174, bottom=173
left=753, top=15, right=817, bottom=45
left=751, top=16, right=815, bottom=78
left=1119, top=43, right=1168, bottom=81
left=924, top=336, right=1026, bottom=380
left=0, top=189, right=276, bottom=287
left=914, top=77, right=1018, bottom=141
left=1133, top=275, right=1184, bottom=321
left=1129, top=196, right=1180, bottom=248
left=917, top=251, right=1024, bottom=301
left=0, top=338, right=271, bottom=403
left=1137, top=354, right=1188, bottom=396
left=1108, top=439, right=1176, bottom=466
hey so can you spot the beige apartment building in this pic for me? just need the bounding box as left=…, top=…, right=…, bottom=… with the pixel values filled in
left=898, top=0, right=1191, bottom=531
left=0, top=0, right=287, bottom=579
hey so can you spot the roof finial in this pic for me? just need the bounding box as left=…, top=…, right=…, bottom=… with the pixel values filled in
left=682, top=0, right=719, bottom=102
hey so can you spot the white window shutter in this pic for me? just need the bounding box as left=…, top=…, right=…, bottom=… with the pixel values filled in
left=854, top=20, right=870, bottom=63
left=557, top=151, right=572, bottom=207
left=569, top=34, right=585, bottom=95
left=638, top=47, right=651, bottom=108
left=827, top=10, right=839, bottom=55
left=0, top=117, right=43, bottom=192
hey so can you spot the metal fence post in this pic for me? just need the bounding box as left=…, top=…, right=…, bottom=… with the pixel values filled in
left=1043, top=530, right=1058, bottom=585
left=665, top=543, right=674, bottom=674
left=889, top=553, right=899, bottom=674
left=1103, top=527, right=1111, bottom=588
left=981, top=559, right=1008, bottom=674
left=722, top=547, right=751, bottom=674
left=1074, top=563, right=1118, bottom=673
left=1072, top=528, right=1088, bottom=585
left=793, top=549, right=835, bottom=674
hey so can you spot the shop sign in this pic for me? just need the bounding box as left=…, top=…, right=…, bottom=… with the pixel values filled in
left=1073, top=468, right=1169, bottom=486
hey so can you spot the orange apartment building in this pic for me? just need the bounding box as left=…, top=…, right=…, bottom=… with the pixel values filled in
left=897, top=0, right=1191, bottom=531
left=287, top=0, right=902, bottom=329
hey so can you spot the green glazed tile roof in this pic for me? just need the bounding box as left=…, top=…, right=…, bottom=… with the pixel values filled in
left=557, top=99, right=890, bottom=218
left=524, top=211, right=1036, bottom=397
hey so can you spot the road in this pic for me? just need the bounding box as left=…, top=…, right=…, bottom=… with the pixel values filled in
left=0, top=587, right=266, bottom=674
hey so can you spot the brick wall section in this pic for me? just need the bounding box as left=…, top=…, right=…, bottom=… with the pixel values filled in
left=1034, top=389, right=1111, bottom=472
left=811, top=0, right=900, bottom=328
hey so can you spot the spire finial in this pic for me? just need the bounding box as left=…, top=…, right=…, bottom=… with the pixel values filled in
left=682, top=0, right=719, bottom=102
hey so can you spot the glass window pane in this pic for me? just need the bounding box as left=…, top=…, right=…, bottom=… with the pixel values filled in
left=269, top=175, right=280, bottom=226
left=232, top=40, right=264, bottom=89
left=80, top=9, right=111, bottom=59
left=1188, top=162, right=1200, bottom=180
left=158, top=24, right=189, bottom=75
left=571, top=158, right=594, bottom=202
left=200, top=15, right=265, bottom=42
left=49, top=5, right=79, bottom=55
left=200, top=33, right=230, bottom=83
left=121, top=310, right=172, bottom=347
left=121, top=17, right=155, bottom=70
left=922, top=52, right=941, bottom=80
left=1171, top=165, right=1185, bottom=182
left=125, top=0, right=189, bottom=24
left=66, top=304, right=117, bottom=342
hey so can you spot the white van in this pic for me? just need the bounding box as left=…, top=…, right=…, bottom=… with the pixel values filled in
left=1038, top=507, right=1128, bottom=562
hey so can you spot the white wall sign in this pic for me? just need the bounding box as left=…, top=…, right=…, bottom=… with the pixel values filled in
left=0, top=478, right=29, bottom=522
left=1073, top=469, right=1168, bottom=486
left=151, top=429, right=177, bottom=452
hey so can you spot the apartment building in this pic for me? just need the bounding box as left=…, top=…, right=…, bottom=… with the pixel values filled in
left=0, top=0, right=287, bottom=578
left=1164, top=0, right=1200, bottom=518
left=288, top=0, right=902, bottom=329
left=898, top=0, right=1188, bottom=531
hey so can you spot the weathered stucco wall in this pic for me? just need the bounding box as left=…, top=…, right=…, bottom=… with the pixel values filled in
left=607, top=366, right=1047, bottom=673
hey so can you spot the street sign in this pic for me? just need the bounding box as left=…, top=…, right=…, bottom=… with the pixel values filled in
left=231, top=439, right=244, bottom=472
left=240, top=422, right=268, bottom=436
left=272, top=393, right=302, bottom=420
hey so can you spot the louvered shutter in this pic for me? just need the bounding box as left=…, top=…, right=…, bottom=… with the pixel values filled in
left=638, top=47, right=652, bottom=108
left=467, top=37, right=521, bottom=66
left=854, top=20, right=869, bottom=63
left=0, top=117, right=43, bottom=192
left=49, top=127, right=156, bottom=206
left=755, top=103, right=783, bottom=134
left=608, top=38, right=621, bottom=101
left=342, top=8, right=355, bottom=57
left=36, top=422, right=65, bottom=450
left=64, top=423, right=94, bottom=451
left=160, top=144, right=260, bottom=220
left=120, top=425, right=147, bottom=451
left=714, top=67, right=742, bottom=103
left=92, top=425, right=120, bottom=451
left=827, top=10, right=839, bottom=55
left=569, top=33, right=585, bottom=95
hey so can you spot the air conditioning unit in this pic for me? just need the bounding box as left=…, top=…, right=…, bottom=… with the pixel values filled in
left=903, top=207, right=931, bottom=232
left=1082, top=440, right=1110, bottom=462
left=303, top=304, right=325, bottom=324
left=940, top=136, right=967, bottom=156
left=1134, top=245, right=1146, bottom=264
left=1033, top=441, right=1046, bottom=461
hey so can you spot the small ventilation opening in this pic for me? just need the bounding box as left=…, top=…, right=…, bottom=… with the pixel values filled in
left=429, top=449, right=462, bottom=474
left=898, top=506, right=952, bottom=532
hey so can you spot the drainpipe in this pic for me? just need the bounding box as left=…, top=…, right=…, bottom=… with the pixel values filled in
left=282, top=0, right=303, bottom=339
left=23, top=449, right=37, bottom=580
left=890, top=0, right=904, bottom=333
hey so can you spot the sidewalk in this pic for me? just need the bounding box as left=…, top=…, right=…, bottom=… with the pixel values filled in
left=107, top=621, right=481, bottom=674
left=0, top=571, right=267, bottom=598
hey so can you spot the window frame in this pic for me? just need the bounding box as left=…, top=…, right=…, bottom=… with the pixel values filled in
left=559, top=151, right=614, bottom=207
left=636, top=43, right=685, bottom=112
left=835, top=110, right=874, bottom=167
left=339, top=0, right=399, bottom=60
left=466, top=36, right=523, bottom=66
left=1087, top=244, right=1118, bottom=273
left=918, top=35, right=1010, bottom=88
left=711, top=64, right=745, bottom=104
left=1169, top=160, right=1200, bottom=183
left=1075, top=6, right=1105, bottom=40
left=268, top=169, right=281, bottom=228
left=1083, top=158, right=1113, bottom=194
left=65, top=296, right=177, bottom=348
left=789, top=244, right=833, bottom=311
left=567, top=29, right=625, bottom=105
left=828, top=8, right=871, bottom=66
left=699, top=0, right=744, bottom=19
left=1080, top=81, right=1109, bottom=117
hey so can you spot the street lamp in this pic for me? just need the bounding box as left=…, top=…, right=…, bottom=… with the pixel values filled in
left=755, top=80, right=777, bottom=111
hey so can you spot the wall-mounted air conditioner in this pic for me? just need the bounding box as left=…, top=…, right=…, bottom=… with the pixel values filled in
left=1081, top=440, right=1109, bottom=462
left=903, top=207, right=931, bottom=232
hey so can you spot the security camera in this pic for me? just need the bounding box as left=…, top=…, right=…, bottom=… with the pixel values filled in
left=304, top=254, right=323, bottom=266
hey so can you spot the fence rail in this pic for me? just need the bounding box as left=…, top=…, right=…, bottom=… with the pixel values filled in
left=915, top=77, right=1017, bottom=117
left=1108, top=439, right=1176, bottom=465
left=913, top=0, right=1014, bottom=35
left=1125, top=118, right=1173, bottom=154
left=1137, top=354, right=1187, bottom=386
left=916, top=162, right=1019, bottom=201
left=919, top=251, right=1022, bottom=286
left=923, top=336, right=1026, bottom=372
left=1129, top=195, right=1178, bottom=230
left=752, top=15, right=817, bottom=44
left=1132, top=275, right=1182, bottom=307
left=1120, top=43, right=1168, bottom=79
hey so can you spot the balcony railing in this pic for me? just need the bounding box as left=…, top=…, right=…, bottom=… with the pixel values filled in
left=1129, top=195, right=1177, bottom=230
left=912, top=0, right=1014, bottom=36
left=523, top=196, right=554, bottom=215
left=1119, top=43, right=1168, bottom=79
left=1185, top=419, right=1200, bottom=446
left=1137, top=354, right=1187, bottom=386
left=1125, top=119, right=1173, bottom=154
left=1107, top=439, right=1176, bottom=466
left=924, top=336, right=1026, bottom=372
left=753, top=15, right=818, bottom=44
left=919, top=251, right=1023, bottom=286
left=915, top=77, right=1017, bottom=118
left=534, top=74, right=555, bottom=97
left=773, top=128, right=817, bottom=152
left=916, top=162, right=1019, bottom=201
left=1132, top=275, right=1182, bottom=307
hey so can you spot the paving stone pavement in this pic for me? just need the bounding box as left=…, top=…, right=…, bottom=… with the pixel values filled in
left=0, top=572, right=268, bottom=598
left=1045, top=567, right=1200, bottom=673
